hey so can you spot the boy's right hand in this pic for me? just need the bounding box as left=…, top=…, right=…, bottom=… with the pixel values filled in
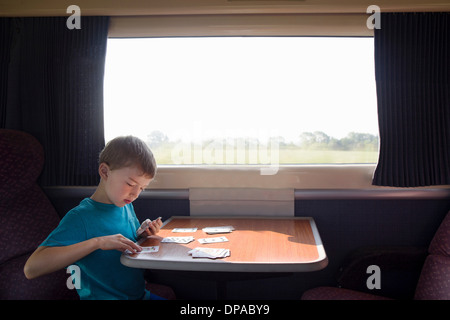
left=97, top=234, right=142, bottom=253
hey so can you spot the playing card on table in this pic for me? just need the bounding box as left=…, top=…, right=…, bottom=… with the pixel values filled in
left=140, top=246, right=159, bottom=253
left=202, top=226, right=235, bottom=234
left=188, top=247, right=231, bottom=259
left=161, top=236, right=195, bottom=244
left=124, top=246, right=159, bottom=255
left=198, top=236, right=229, bottom=244
left=172, top=228, right=197, bottom=233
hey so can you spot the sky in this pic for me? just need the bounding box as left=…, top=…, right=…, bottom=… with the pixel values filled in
left=103, top=37, right=378, bottom=144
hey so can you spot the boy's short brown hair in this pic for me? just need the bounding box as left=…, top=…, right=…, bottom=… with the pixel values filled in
left=99, top=136, right=157, bottom=178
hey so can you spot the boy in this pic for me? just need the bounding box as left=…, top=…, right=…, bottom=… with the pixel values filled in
left=24, top=136, right=163, bottom=300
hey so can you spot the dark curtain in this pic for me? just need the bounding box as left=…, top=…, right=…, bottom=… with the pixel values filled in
left=0, top=19, right=14, bottom=127
left=0, top=16, right=109, bottom=186
left=372, top=12, right=450, bottom=187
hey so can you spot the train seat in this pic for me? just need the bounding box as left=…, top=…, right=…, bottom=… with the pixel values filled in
left=301, top=210, right=450, bottom=300
left=0, top=129, right=77, bottom=299
left=0, top=129, right=175, bottom=300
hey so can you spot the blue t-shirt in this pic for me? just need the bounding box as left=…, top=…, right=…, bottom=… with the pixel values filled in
left=40, top=198, right=146, bottom=300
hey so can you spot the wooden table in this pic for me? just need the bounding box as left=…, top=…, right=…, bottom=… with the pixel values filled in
left=121, top=216, right=328, bottom=273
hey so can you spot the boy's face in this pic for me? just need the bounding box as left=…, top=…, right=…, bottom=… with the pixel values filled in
left=101, top=164, right=152, bottom=207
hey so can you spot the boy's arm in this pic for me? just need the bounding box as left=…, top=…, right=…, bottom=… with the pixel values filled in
left=24, top=234, right=142, bottom=280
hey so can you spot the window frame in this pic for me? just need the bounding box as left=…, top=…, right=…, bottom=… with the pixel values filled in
left=104, top=14, right=431, bottom=191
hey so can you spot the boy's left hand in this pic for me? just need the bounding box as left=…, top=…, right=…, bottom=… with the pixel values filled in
left=137, top=217, right=162, bottom=238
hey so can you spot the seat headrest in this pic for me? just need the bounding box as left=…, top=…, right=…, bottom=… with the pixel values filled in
left=0, top=129, right=44, bottom=194
left=428, top=210, right=450, bottom=257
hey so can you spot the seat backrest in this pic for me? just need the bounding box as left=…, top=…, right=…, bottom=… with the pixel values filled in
left=0, top=129, right=77, bottom=299
left=414, top=210, right=450, bottom=300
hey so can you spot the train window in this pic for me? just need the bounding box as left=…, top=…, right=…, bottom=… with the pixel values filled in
left=104, top=37, right=378, bottom=166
